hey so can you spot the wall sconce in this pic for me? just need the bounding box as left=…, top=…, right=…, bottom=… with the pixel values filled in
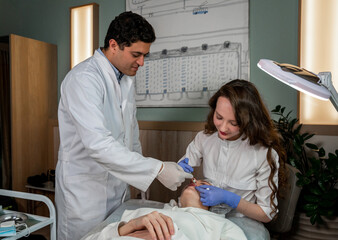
left=70, top=3, right=99, bottom=69
left=298, top=0, right=338, bottom=124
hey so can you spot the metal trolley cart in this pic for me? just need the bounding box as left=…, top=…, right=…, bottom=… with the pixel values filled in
left=0, top=189, right=56, bottom=240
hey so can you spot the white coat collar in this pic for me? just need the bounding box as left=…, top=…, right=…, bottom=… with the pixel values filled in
left=94, top=49, right=133, bottom=87
left=217, top=133, right=246, bottom=148
left=93, top=50, right=134, bottom=109
left=97, top=48, right=124, bottom=82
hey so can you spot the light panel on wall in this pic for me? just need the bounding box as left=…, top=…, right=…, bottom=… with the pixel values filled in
left=299, top=0, right=338, bottom=124
left=70, top=3, right=99, bottom=69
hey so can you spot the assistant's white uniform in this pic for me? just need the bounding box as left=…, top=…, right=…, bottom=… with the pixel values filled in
left=179, top=131, right=279, bottom=219
left=56, top=50, right=162, bottom=240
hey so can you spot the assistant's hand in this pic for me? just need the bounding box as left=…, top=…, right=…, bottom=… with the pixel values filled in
left=178, top=158, right=194, bottom=173
left=119, top=211, right=174, bottom=240
left=195, top=185, right=241, bottom=208
left=157, top=162, right=193, bottom=191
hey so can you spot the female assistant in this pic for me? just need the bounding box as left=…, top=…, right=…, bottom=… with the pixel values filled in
left=179, top=79, right=287, bottom=239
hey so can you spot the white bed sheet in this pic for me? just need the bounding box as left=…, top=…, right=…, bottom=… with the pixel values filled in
left=81, top=199, right=249, bottom=240
left=81, top=199, right=165, bottom=240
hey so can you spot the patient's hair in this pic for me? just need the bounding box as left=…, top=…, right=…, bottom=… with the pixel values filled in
left=104, top=11, right=156, bottom=49
left=204, top=79, right=287, bottom=217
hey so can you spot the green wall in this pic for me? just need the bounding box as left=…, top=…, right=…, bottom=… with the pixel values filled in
left=0, top=0, right=298, bottom=122
left=0, top=0, right=125, bottom=97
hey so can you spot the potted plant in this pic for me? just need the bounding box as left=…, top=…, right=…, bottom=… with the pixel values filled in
left=271, top=105, right=338, bottom=227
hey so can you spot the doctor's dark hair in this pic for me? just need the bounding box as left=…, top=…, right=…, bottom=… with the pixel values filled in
left=204, top=79, right=287, bottom=217
left=104, top=11, right=156, bottom=49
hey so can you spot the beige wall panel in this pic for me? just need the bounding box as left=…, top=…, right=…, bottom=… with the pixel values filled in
left=136, top=125, right=204, bottom=203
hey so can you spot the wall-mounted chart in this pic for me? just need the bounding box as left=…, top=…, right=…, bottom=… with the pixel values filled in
left=127, top=0, right=249, bottom=107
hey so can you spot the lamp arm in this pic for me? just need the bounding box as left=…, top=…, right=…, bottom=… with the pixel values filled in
left=318, top=72, right=338, bottom=111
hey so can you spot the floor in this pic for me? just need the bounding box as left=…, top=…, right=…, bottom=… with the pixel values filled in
left=27, top=226, right=50, bottom=240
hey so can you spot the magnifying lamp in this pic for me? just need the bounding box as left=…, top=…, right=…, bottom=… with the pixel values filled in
left=257, top=59, right=338, bottom=112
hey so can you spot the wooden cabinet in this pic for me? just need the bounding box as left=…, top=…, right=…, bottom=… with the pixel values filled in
left=0, top=34, right=57, bottom=211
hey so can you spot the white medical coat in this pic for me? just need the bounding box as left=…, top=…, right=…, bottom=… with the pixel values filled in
left=55, top=50, right=162, bottom=240
left=179, top=131, right=279, bottom=219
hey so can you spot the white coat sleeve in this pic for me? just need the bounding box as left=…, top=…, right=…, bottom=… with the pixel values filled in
left=178, top=131, right=205, bottom=167
left=61, top=72, right=162, bottom=191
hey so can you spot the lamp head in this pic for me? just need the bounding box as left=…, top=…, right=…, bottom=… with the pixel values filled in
left=257, top=59, right=331, bottom=100
left=257, top=59, right=338, bottom=111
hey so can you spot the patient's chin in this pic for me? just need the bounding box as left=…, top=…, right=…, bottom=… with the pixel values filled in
left=180, top=187, right=199, bottom=205
left=183, top=186, right=197, bottom=195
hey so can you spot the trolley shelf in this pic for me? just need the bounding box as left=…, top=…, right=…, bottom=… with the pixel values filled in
left=0, top=189, right=55, bottom=240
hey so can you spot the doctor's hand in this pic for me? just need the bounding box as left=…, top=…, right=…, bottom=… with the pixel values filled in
left=157, top=162, right=193, bottom=191
left=119, top=211, right=174, bottom=240
left=178, top=158, right=194, bottom=173
left=195, top=185, right=241, bottom=209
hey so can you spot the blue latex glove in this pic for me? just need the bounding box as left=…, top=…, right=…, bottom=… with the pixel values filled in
left=178, top=158, right=194, bottom=173
left=195, top=185, right=241, bottom=208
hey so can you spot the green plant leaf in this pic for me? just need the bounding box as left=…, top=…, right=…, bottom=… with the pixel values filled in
left=303, top=194, right=320, bottom=203
left=271, top=105, right=337, bottom=226
left=295, top=172, right=302, bottom=178
left=295, top=134, right=304, bottom=145
left=306, top=143, right=319, bottom=151
left=318, top=148, right=325, bottom=158
left=304, top=203, right=318, bottom=211
left=294, top=124, right=302, bottom=134
left=311, top=214, right=324, bottom=225
left=309, top=186, right=323, bottom=195
left=305, top=168, right=315, bottom=177
left=310, top=213, right=318, bottom=225
left=328, top=152, right=338, bottom=160
left=281, top=107, right=285, bottom=114
left=296, top=176, right=312, bottom=187
left=324, top=156, right=337, bottom=170
left=285, top=111, right=292, bottom=119
left=303, top=133, right=315, bottom=141
left=322, top=174, right=334, bottom=183
left=305, top=210, right=315, bottom=217
left=293, top=143, right=302, bottom=154
left=317, top=181, right=327, bottom=192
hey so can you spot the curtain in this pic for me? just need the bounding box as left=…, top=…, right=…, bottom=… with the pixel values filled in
left=0, top=43, right=11, bottom=189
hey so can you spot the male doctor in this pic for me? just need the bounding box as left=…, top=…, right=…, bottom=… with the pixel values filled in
left=55, top=11, right=192, bottom=240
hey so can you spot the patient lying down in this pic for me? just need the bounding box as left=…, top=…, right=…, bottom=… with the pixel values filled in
left=84, top=180, right=247, bottom=240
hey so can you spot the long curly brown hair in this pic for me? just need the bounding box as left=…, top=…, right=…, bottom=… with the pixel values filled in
left=205, top=79, right=287, bottom=217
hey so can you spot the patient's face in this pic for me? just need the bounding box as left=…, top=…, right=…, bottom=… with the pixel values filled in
left=179, top=179, right=210, bottom=209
